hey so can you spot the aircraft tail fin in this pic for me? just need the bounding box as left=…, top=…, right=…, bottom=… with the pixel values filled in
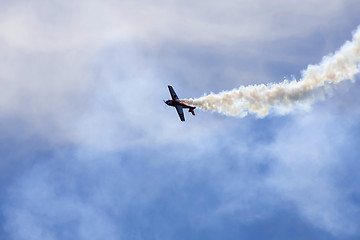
left=189, top=108, right=195, bottom=116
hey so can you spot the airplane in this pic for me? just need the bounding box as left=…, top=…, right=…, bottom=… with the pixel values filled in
left=164, top=85, right=196, bottom=122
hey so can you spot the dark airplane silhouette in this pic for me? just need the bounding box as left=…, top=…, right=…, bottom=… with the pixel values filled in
left=164, top=85, right=195, bottom=122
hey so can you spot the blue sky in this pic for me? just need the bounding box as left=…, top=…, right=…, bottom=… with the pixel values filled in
left=1, top=1, right=360, bottom=239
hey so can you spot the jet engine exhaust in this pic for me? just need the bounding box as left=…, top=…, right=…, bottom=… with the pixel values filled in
left=184, top=26, right=360, bottom=118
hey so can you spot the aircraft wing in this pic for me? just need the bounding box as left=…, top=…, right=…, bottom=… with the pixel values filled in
left=175, top=105, right=185, bottom=121
left=168, top=85, right=179, bottom=100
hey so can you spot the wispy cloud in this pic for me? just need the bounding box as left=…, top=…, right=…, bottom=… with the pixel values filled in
left=266, top=102, right=360, bottom=236
left=0, top=0, right=358, bottom=145
left=1, top=1, right=360, bottom=239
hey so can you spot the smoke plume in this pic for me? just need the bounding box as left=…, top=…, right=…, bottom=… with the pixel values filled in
left=184, top=27, right=360, bottom=117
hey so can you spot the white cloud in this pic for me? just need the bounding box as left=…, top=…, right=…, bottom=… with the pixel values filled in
left=0, top=2, right=360, bottom=237
left=0, top=0, right=358, bottom=147
left=266, top=107, right=360, bottom=235
left=0, top=0, right=356, bottom=51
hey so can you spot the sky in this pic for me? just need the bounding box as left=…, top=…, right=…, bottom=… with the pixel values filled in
left=1, top=0, right=360, bottom=239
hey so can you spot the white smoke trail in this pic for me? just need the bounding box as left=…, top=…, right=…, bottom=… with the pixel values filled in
left=184, top=27, right=360, bottom=117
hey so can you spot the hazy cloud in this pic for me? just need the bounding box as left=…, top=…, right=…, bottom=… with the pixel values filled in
left=1, top=1, right=360, bottom=239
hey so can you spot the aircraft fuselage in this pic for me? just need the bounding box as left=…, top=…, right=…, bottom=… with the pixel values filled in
left=165, top=85, right=196, bottom=121
left=165, top=99, right=192, bottom=109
